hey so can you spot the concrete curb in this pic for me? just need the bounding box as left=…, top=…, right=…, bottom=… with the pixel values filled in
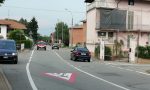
left=0, top=69, right=12, bottom=90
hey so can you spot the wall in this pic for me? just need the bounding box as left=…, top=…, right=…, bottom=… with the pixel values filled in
left=118, top=32, right=149, bottom=51
left=86, top=8, right=97, bottom=53
left=72, top=28, right=84, bottom=46
left=0, top=25, right=7, bottom=39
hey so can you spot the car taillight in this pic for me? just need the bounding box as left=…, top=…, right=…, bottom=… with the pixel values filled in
left=88, top=52, right=91, bottom=56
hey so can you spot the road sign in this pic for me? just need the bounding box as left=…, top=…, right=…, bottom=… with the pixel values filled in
left=44, top=73, right=75, bottom=83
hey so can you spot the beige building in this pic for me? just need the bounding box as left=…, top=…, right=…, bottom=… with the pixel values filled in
left=85, top=0, right=150, bottom=54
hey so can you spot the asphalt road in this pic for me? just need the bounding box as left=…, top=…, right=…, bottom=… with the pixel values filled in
left=1, top=46, right=150, bottom=90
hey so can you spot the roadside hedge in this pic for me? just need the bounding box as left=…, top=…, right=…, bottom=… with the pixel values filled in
left=137, top=46, right=150, bottom=59
left=24, top=40, right=33, bottom=49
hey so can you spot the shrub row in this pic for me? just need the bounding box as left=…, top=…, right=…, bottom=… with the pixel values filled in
left=137, top=46, right=150, bottom=59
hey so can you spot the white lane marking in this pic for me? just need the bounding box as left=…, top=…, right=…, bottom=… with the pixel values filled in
left=105, top=62, right=150, bottom=67
left=135, top=71, right=150, bottom=76
left=26, top=49, right=38, bottom=90
left=53, top=51, right=130, bottom=90
left=105, top=63, right=150, bottom=76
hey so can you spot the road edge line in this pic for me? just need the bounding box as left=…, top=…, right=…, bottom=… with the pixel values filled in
left=53, top=51, right=130, bottom=90
left=26, top=49, right=38, bottom=90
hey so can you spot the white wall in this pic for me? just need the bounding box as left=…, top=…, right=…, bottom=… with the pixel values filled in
left=86, top=8, right=97, bottom=53
left=0, top=25, right=7, bottom=39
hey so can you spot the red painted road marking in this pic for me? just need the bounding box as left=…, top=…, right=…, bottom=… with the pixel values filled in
left=44, top=73, right=76, bottom=83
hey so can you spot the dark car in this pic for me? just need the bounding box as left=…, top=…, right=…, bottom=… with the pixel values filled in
left=70, top=47, right=91, bottom=62
left=52, top=43, right=59, bottom=50
left=0, top=40, right=18, bottom=64
left=37, top=41, right=47, bottom=50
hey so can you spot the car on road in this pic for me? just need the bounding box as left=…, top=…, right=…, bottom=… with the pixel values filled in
left=37, top=41, right=47, bottom=50
left=0, top=39, right=18, bottom=64
left=52, top=43, right=59, bottom=50
left=70, top=47, right=91, bottom=62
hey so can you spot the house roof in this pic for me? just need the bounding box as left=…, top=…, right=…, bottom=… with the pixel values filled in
left=0, top=20, right=27, bottom=30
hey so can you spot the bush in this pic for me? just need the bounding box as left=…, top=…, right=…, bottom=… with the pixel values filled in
left=105, top=46, right=112, bottom=61
left=95, top=45, right=100, bottom=59
left=94, top=46, right=112, bottom=60
left=8, top=30, right=26, bottom=44
left=24, top=40, right=33, bottom=49
left=137, top=46, right=150, bottom=59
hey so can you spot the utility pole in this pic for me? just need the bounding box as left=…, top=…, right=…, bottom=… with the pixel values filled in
left=65, top=9, right=73, bottom=47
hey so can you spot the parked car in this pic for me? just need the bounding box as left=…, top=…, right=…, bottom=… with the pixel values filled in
left=0, top=40, right=18, bottom=64
left=52, top=43, right=59, bottom=50
left=37, top=41, right=47, bottom=50
left=70, top=47, right=91, bottom=62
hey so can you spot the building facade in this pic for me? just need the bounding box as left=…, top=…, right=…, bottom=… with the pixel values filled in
left=85, top=0, right=150, bottom=54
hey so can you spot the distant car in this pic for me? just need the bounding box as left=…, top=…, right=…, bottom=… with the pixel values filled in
left=70, top=47, right=91, bottom=62
left=37, top=41, right=47, bottom=50
left=0, top=40, right=18, bottom=64
left=52, top=43, right=59, bottom=50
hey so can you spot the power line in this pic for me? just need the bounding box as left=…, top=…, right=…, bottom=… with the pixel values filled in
left=2, top=5, right=85, bottom=14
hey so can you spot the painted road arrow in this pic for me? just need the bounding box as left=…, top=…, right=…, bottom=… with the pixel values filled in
left=44, top=73, right=76, bottom=83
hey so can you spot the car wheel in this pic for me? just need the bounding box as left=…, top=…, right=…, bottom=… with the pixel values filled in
left=45, top=48, right=46, bottom=51
left=37, top=48, right=39, bottom=50
left=88, top=59, right=90, bottom=62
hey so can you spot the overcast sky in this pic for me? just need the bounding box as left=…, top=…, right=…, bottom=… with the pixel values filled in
left=0, top=0, right=86, bottom=36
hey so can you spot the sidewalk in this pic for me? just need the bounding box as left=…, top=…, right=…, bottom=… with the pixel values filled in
left=91, top=57, right=150, bottom=75
left=0, top=68, right=12, bottom=90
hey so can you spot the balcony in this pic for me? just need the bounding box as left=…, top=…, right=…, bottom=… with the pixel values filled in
left=87, top=1, right=116, bottom=11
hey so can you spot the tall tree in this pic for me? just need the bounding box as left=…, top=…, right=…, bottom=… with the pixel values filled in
left=0, top=0, right=5, bottom=4
left=27, top=17, right=38, bottom=42
left=19, top=18, right=29, bottom=35
left=55, top=22, right=69, bottom=46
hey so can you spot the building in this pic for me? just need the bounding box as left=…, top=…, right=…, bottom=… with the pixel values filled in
left=0, top=20, right=27, bottom=39
left=69, top=20, right=87, bottom=47
left=85, top=0, right=150, bottom=55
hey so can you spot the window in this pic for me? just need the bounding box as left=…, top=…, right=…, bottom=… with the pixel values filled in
left=98, top=32, right=106, bottom=37
left=108, top=32, right=113, bottom=37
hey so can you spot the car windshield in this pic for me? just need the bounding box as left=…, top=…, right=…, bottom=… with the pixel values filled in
left=37, top=41, right=46, bottom=45
left=0, top=41, right=16, bottom=50
left=77, top=47, right=88, bottom=52
left=53, top=43, right=58, bottom=46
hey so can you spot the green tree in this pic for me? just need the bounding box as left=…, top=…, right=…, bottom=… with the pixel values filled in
left=8, top=30, right=26, bottom=44
left=19, top=18, right=29, bottom=35
left=0, top=0, right=5, bottom=4
left=38, top=35, right=50, bottom=43
left=27, top=17, right=38, bottom=42
left=55, top=22, right=69, bottom=46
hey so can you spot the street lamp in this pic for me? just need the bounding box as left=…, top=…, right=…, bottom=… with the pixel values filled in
left=65, top=9, right=74, bottom=47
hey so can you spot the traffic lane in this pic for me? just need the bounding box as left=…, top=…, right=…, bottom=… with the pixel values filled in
left=0, top=50, right=32, bottom=90
left=55, top=48, right=150, bottom=90
left=29, top=47, right=127, bottom=90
